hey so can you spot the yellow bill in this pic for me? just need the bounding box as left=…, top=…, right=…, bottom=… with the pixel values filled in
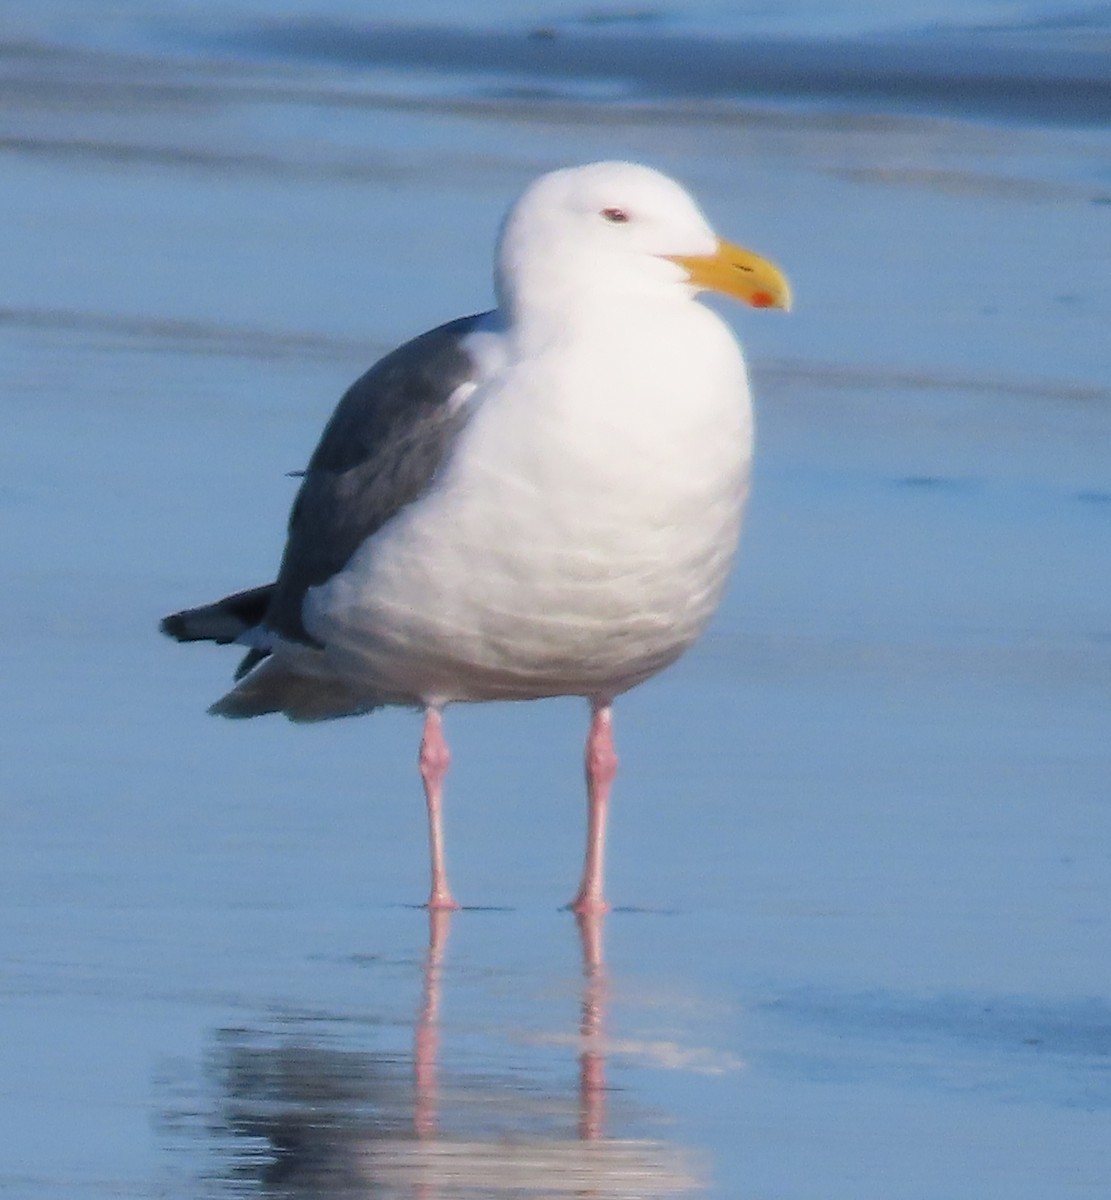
left=667, top=239, right=792, bottom=311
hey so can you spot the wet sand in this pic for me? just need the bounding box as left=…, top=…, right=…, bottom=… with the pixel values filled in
left=2, top=14, right=1109, bottom=1199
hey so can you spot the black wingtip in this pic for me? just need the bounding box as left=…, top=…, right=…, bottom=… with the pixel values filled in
left=160, top=612, right=189, bottom=642
left=158, top=585, right=275, bottom=646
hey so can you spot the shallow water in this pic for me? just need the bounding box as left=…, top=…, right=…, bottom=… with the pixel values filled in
left=2, top=6, right=1110, bottom=1198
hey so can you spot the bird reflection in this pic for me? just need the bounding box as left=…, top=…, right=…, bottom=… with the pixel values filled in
left=212, top=913, right=703, bottom=1198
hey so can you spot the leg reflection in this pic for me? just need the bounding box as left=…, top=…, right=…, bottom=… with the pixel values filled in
left=576, top=911, right=608, bottom=1143
left=208, top=910, right=702, bottom=1196
left=414, top=907, right=452, bottom=1139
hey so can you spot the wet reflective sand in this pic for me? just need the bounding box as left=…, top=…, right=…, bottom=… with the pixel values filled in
left=190, top=914, right=703, bottom=1198
left=2, top=9, right=1110, bottom=1198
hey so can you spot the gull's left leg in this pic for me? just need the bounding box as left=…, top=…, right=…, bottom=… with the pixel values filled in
left=419, top=707, right=460, bottom=911
left=569, top=702, right=617, bottom=915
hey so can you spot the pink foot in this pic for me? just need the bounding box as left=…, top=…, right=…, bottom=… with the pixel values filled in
left=425, top=890, right=461, bottom=913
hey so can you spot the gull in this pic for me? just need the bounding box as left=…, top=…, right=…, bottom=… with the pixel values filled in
left=161, top=161, right=790, bottom=913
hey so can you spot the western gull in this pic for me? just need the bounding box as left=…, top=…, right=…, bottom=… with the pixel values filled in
left=161, top=161, right=791, bottom=913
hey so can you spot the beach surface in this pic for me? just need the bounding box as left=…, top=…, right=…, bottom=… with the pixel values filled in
left=2, top=4, right=1109, bottom=1197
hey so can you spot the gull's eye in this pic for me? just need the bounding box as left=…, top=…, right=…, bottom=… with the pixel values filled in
left=600, top=207, right=630, bottom=224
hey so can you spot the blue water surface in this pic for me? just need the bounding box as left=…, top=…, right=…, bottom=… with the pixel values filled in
left=2, top=2, right=1109, bottom=1197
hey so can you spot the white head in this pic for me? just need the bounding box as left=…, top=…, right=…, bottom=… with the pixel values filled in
left=494, top=161, right=790, bottom=322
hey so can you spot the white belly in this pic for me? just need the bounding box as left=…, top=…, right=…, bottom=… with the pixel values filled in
left=303, top=301, right=753, bottom=706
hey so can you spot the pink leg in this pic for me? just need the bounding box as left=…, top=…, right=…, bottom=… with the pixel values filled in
left=419, top=708, right=460, bottom=911
left=569, top=703, right=617, bottom=915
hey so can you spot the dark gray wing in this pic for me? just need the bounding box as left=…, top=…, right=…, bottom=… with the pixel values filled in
left=264, top=311, right=490, bottom=645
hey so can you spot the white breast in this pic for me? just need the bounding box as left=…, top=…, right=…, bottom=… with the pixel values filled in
left=303, top=299, right=753, bottom=707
